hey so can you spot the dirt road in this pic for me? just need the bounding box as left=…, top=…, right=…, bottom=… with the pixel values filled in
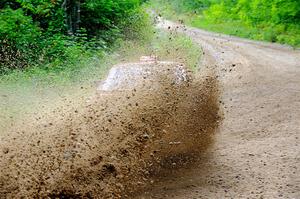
left=137, top=21, right=300, bottom=198
left=0, top=19, right=299, bottom=198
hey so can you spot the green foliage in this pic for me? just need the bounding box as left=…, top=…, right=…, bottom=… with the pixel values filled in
left=0, top=8, right=41, bottom=72
left=204, top=0, right=300, bottom=25
left=80, top=0, right=141, bottom=45
left=0, top=0, right=150, bottom=73
left=152, top=31, right=201, bottom=71
left=119, top=7, right=154, bottom=42
left=203, top=0, right=300, bottom=46
left=165, top=0, right=210, bottom=13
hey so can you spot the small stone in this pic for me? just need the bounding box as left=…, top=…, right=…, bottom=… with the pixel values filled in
left=3, top=148, right=9, bottom=154
left=143, top=134, right=150, bottom=139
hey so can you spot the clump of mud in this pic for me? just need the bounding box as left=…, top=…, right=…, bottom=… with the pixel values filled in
left=0, top=63, right=220, bottom=198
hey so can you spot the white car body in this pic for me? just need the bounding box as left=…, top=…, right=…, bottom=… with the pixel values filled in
left=97, top=60, right=192, bottom=93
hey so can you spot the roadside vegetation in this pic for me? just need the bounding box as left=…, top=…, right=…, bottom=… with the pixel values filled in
left=148, top=0, right=300, bottom=47
left=0, top=0, right=200, bottom=82
left=0, top=0, right=152, bottom=74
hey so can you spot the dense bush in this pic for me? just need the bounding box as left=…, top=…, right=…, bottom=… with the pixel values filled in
left=204, top=0, right=300, bottom=46
left=166, top=0, right=211, bottom=13
left=0, top=8, right=41, bottom=71
left=0, top=0, right=148, bottom=73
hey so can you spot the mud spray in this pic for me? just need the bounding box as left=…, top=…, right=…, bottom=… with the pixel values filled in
left=0, top=63, right=220, bottom=198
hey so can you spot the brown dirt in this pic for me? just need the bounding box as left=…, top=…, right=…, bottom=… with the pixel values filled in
left=2, top=17, right=299, bottom=199
left=0, top=62, right=220, bottom=198
left=135, top=20, right=300, bottom=198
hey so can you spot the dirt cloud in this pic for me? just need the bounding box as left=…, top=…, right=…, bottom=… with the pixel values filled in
left=0, top=64, right=220, bottom=198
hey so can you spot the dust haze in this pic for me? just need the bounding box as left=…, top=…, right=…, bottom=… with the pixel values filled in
left=0, top=62, right=220, bottom=198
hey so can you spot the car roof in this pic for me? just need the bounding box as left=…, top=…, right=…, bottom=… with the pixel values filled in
left=97, top=61, right=190, bottom=92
